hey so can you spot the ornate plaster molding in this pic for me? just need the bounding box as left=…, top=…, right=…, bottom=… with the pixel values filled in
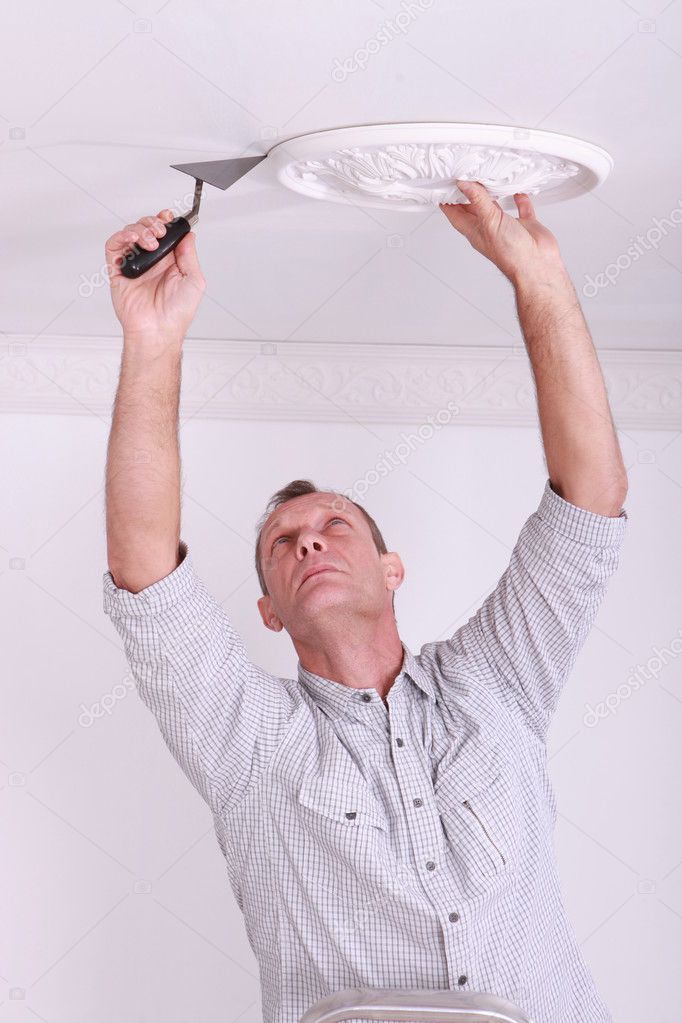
left=1, top=335, right=680, bottom=430
left=269, top=123, right=612, bottom=213
left=287, top=143, right=580, bottom=210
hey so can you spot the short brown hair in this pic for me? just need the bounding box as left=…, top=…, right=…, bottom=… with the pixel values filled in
left=255, top=479, right=395, bottom=613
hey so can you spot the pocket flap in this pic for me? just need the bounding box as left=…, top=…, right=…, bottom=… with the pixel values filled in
left=298, top=775, right=388, bottom=832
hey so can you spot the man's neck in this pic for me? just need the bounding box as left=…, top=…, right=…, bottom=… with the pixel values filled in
left=294, top=621, right=405, bottom=700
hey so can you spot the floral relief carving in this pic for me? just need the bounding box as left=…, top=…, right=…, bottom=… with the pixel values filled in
left=289, top=143, right=581, bottom=208
left=1, top=338, right=679, bottom=429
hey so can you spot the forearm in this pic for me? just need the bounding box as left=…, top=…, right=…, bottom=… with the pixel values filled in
left=512, top=263, right=627, bottom=516
left=106, top=335, right=184, bottom=591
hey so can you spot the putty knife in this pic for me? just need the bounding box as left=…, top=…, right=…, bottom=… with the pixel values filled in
left=120, top=155, right=266, bottom=278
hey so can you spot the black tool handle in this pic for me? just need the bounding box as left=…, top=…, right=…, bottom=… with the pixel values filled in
left=119, top=216, right=191, bottom=279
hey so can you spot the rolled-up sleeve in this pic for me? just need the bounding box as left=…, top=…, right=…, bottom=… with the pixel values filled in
left=103, top=540, right=297, bottom=814
left=429, top=479, right=628, bottom=745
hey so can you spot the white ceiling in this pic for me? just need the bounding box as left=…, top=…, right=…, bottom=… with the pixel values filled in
left=2, top=0, right=681, bottom=350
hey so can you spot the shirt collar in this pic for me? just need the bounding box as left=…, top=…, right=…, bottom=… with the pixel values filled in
left=296, top=640, right=435, bottom=718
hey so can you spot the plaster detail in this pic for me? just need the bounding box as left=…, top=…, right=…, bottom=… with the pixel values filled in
left=2, top=336, right=679, bottom=430
left=289, top=143, right=581, bottom=209
left=269, top=123, right=613, bottom=212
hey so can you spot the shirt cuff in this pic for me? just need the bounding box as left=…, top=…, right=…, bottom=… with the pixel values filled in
left=536, top=478, right=628, bottom=546
left=103, top=540, right=196, bottom=618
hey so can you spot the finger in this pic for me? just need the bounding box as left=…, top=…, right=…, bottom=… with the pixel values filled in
left=105, top=216, right=166, bottom=257
left=129, top=218, right=163, bottom=249
left=105, top=227, right=142, bottom=263
left=107, top=222, right=158, bottom=251
left=124, top=222, right=159, bottom=250
left=138, top=215, right=169, bottom=236
left=174, top=231, right=205, bottom=287
left=103, top=229, right=141, bottom=278
left=455, top=179, right=493, bottom=209
left=513, top=193, right=536, bottom=220
left=104, top=221, right=158, bottom=277
left=438, top=202, right=476, bottom=238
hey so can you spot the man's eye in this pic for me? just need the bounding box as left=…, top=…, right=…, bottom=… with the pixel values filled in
left=272, top=518, right=345, bottom=552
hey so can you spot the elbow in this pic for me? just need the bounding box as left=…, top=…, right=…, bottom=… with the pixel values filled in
left=603, top=470, right=628, bottom=517
left=615, top=467, right=629, bottom=504
left=551, top=468, right=628, bottom=517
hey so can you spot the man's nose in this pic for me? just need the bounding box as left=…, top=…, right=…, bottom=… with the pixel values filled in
left=297, top=535, right=324, bottom=557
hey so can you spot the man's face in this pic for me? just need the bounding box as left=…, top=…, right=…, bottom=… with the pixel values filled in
left=256, top=492, right=403, bottom=636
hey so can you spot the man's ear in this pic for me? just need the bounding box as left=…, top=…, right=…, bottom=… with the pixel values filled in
left=257, top=594, right=283, bottom=632
left=381, top=552, right=405, bottom=594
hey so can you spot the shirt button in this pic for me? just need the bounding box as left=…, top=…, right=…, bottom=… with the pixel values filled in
left=413, top=797, right=423, bottom=808
left=360, top=693, right=372, bottom=703
left=448, top=911, right=460, bottom=923
left=457, top=975, right=467, bottom=986
left=395, top=737, right=404, bottom=747
left=425, top=860, right=436, bottom=871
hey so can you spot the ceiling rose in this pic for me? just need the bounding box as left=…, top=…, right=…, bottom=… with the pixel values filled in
left=268, top=122, right=613, bottom=212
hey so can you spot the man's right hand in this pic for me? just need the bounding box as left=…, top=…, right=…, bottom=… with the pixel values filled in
left=105, top=210, right=207, bottom=342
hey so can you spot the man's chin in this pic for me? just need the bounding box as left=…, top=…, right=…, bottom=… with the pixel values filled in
left=296, top=582, right=354, bottom=616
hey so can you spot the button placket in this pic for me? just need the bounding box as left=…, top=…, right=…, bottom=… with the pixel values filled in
left=386, top=683, right=472, bottom=986
left=387, top=689, right=470, bottom=991
left=388, top=705, right=443, bottom=892
left=418, top=866, right=470, bottom=988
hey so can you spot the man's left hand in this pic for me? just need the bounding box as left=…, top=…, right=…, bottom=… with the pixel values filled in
left=439, top=180, right=564, bottom=285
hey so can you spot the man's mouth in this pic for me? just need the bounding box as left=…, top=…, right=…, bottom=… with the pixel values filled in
left=299, top=566, right=338, bottom=589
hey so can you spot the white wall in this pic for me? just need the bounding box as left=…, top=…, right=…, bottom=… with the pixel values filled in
left=2, top=411, right=681, bottom=1023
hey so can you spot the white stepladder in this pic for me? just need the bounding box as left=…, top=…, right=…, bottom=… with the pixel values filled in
left=299, top=988, right=534, bottom=1023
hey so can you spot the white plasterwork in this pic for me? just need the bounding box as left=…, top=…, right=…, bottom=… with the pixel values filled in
left=268, top=123, right=613, bottom=212
left=289, top=143, right=580, bottom=210
left=1, top=336, right=679, bottom=430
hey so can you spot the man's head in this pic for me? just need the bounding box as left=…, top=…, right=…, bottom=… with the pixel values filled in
left=255, top=480, right=404, bottom=639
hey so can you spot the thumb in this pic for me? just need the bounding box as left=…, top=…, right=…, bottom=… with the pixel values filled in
left=174, top=230, right=204, bottom=282
left=513, top=193, right=536, bottom=220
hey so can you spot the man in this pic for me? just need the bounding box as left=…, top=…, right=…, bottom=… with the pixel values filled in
left=102, top=180, right=628, bottom=1023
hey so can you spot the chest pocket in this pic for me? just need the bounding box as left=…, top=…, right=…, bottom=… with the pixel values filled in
left=297, top=758, right=411, bottom=898
left=434, top=741, right=520, bottom=892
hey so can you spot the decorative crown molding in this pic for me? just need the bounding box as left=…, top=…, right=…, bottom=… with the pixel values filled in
left=1, top=335, right=680, bottom=429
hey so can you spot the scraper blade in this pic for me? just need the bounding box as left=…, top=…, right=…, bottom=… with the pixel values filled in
left=120, top=154, right=266, bottom=279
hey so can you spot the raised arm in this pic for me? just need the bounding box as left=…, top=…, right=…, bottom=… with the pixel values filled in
left=429, top=184, right=629, bottom=742
left=104, top=209, right=206, bottom=592
left=440, top=181, right=628, bottom=516
left=102, top=215, right=295, bottom=814
left=421, top=480, right=627, bottom=745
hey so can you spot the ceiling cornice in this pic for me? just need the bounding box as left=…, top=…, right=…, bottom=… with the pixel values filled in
left=2, top=335, right=680, bottom=429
